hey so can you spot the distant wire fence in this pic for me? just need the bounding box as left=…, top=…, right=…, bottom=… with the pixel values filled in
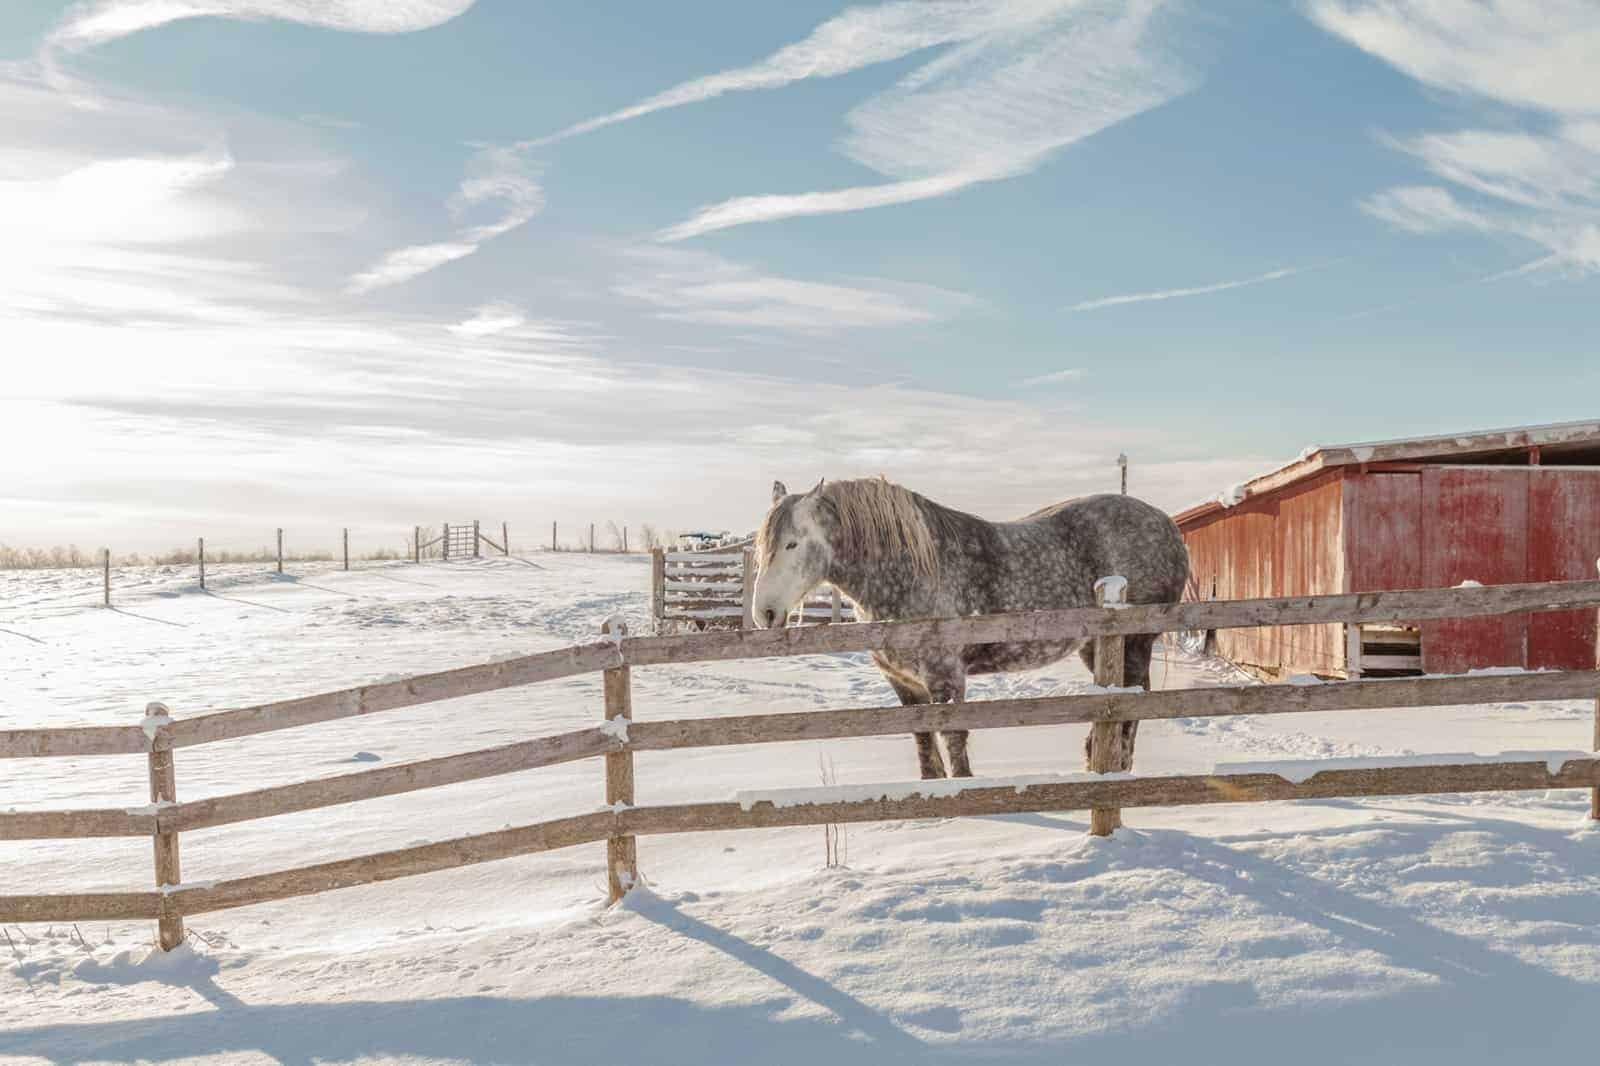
left=1, top=520, right=685, bottom=612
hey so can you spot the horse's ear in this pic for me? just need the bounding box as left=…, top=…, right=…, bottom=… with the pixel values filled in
left=809, top=478, right=825, bottom=495
left=771, top=480, right=788, bottom=505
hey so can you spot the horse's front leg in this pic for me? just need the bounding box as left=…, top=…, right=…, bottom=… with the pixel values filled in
left=923, top=656, right=972, bottom=778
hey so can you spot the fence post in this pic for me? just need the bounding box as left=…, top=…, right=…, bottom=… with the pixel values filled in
left=413, top=525, right=421, bottom=564
left=650, top=548, right=666, bottom=634
left=198, top=537, right=206, bottom=591
left=473, top=520, right=481, bottom=559
left=551, top=521, right=557, bottom=552
left=623, top=526, right=628, bottom=553
left=442, top=522, right=450, bottom=561
left=1087, top=576, right=1128, bottom=836
left=590, top=523, right=595, bottom=553
left=601, top=619, right=637, bottom=902
left=102, top=548, right=111, bottom=608
left=741, top=547, right=756, bottom=630
left=502, top=521, right=509, bottom=556
left=343, top=528, right=349, bottom=571
left=276, top=528, right=283, bottom=574
left=142, top=702, right=184, bottom=950
left=1118, top=452, right=1128, bottom=495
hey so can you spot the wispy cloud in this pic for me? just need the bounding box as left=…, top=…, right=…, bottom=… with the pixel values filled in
left=617, top=248, right=974, bottom=332
left=347, top=146, right=543, bottom=294
left=46, top=0, right=477, bottom=52
left=545, top=0, right=1198, bottom=240
left=1069, top=266, right=1304, bottom=312
left=528, top=0, right=1006, bottom=148
left=1018, top=368, right=1086, bottom=386
left=1308, top=1, right=1600, bottom=277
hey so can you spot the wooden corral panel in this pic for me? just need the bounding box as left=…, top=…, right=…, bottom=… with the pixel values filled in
left=1273, top=473, right=1346, bottom=675
left=1526, top=469, right=1600, bottom=669
left=1421, top=467, right=1528, bottom=672
left=1344, top=472, right=1423, bottom=593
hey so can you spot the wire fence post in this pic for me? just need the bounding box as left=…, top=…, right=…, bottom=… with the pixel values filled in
left=473, top=520, right=481, bottom=559
left=502, top=521, right=509, bottom=557
left=102, top=548, right=111, bottom=607
left=413, top=525, right=421, bottom=564
left=589, top=523, right=595, bottom=553
left=198, top=537, right=206, bottom=591
left=1087, top=575, right=1129, bottom=836
left=551, top=521, right=557, bottom=552
left=442, top=522, right=450, bottom=561
left=623, top=526, right=628, bottom=553
left=601, top=619, right=637, bottom=903
left=142, top=702, right=184, bottom=951
left=1118, top=452, right=1128, bottom=495
left=276, top=528, right=283, bottom=574
left=342, top=528, right=349, bottom=571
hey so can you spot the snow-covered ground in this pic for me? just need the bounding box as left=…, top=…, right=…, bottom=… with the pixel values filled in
left=2, top=555, right=1596, bottom=1064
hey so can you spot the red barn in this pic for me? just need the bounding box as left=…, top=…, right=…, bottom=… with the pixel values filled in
left=1173, top=420, right=1600, bottom=679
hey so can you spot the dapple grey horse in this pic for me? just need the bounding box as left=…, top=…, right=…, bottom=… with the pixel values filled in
left=752, top=478, right=1188, bottom=779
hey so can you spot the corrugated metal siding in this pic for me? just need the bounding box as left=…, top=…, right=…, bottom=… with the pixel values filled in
left=1526, top=469, right=1600, bottom=669
left=1420, top=467, right=1529, bottom=672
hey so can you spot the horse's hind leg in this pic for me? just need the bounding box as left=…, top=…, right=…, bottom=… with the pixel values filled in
left=886, top=677, right=947, bottom=779
left=1113, top=633, right=1159, bottom=771
left=925, top=657, right=972, bottom=778
left=1078, top=635, right=1156, bottom=771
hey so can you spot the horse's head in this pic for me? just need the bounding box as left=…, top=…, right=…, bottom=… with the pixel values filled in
left=753, top=478, right=832, bottom=628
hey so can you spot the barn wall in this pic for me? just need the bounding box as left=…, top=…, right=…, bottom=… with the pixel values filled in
left=1273, top=473, right=1346, bottom=675
left=1180, top=472, right=1345, bottom=677
left=1526, top=469, right=1600, bottom=669
left=1420, top=467, right=1529, bottom=672
left=1343, top=471, right=1423, bottom=593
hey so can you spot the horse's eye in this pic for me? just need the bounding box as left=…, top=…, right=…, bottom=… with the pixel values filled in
left=785, top=541, right=798, bottom=550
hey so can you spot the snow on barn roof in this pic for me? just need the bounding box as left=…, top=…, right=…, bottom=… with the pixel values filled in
left=1174, top=418, right=1600, bottom=526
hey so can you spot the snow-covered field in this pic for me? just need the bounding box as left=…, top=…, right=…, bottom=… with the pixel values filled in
left=2, top=555, right=1597, bottom=1064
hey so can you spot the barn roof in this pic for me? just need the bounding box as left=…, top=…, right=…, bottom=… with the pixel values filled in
left=1173, top=419, right=1600, bottom=527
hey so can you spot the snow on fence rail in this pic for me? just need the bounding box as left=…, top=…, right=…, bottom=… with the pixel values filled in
left=3, top=579, right=1599, bottom=949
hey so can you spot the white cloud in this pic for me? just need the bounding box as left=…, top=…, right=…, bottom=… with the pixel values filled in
left=47, top=0, right=477, bottom=51
left=545, top=0, right=1197, bottom=239
left=617, top=248, right=974, bottom=332
left=347, top=146, right=543, bottom=294
left=1304, top=0, right=1600, bottom=116
left=1019, top=368, right=1086, bottom=386
left=1069, top=266, right=1304, bottom=312
left=1309, top=1, right=1600, bottom=276
left=530, top=1, right=1039, bottom=147
left=447, top=303, right=527, bottom=338
left=3, top=297, right=1259, bottom=550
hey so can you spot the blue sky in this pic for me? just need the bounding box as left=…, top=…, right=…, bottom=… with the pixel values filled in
left=2, top=1, right=1596, bottom=551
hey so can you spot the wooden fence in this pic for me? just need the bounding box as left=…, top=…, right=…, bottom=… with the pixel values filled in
left=651, top=545, right=854, bottom=633
left=4, top=579, right=1599, bottom=950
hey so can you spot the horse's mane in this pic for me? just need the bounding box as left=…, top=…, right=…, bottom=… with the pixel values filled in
left=763, top=478, right=979, bottom=577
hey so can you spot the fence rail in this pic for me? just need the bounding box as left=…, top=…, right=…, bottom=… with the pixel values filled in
left=3, top=579, right=1598, bottom=948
